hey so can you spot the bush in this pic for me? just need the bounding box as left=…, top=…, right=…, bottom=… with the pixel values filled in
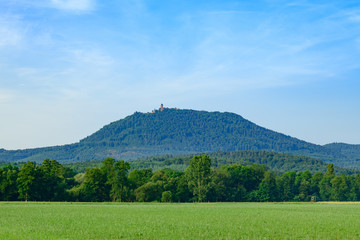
left=161, top=191, right=172, bottom=202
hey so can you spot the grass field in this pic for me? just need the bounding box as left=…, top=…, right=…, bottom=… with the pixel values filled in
left=1, top=202, right=360, bottom=239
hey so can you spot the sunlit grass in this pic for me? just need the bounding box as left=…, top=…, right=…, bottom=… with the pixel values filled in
left=1, top=202, right=360, bottom=239
left=320, top=201, right=360, bottom=204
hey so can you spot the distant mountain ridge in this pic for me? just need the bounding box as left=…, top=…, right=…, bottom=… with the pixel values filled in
left=0, top=107, right=358, bottom=168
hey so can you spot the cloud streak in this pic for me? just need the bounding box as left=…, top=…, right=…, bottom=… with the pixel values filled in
left=50, top=0, right=95, bottom=13
left=0, top=16, right=22, bottom=48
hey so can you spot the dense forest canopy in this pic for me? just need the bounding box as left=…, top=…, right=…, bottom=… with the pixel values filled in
left=64, top=151, right=357, bottom=175
left=0, top=108, right=358, bottom=168
left=1, top=156, right=360, bottom=203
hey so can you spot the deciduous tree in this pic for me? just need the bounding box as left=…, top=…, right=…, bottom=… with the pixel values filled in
left=185, top=155, right=212, bottom=202
left=17, top=162, right=36, bottom=202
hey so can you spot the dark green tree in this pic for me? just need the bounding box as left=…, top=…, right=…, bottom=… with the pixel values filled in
left=80, top=167, right=108, bottom=202
left=277, top=171, right=296, bottom=201
left=347, top=174, right=360, bottom=201
left=254, top=171, right=278, bottom=202
left=295, top=171, right=312, bottom=201
left=319, top=164, right=335, bottom=200
left=135, top=182, right=162, bottom=202
left=309, top=172, right=323, bottom=199
left=112, top=160, right=130, bottom=202
left=17, top=162, right=36, bottom=202
left=100, top=158, right=117, bottom=201
left=37, top=159, right=67, bottom=201
left=128, top=168, right=153, bottom=201
left=0, top=165, right=19, bottom=201
left=128, top=168, right=153, bottom=189
left=175, top=174, right=192, bottom=202
left=325, top=163, right=335, bottom=178
left=330, top=175, right=349, bottom=201
left=223, top=164, right=263, bottom=201
left=207, top=169, right=230, bottom=202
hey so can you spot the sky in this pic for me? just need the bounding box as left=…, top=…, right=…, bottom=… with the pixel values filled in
left=0, top=0, right=360, bottom=150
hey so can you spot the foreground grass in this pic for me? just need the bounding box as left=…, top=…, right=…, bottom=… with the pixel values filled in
left=1, top=202, right=360, bottom=239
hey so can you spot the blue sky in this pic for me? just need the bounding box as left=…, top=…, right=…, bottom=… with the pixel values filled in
left=0, top=0, right=359, bottom=149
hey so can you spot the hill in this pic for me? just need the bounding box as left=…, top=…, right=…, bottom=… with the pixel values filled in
left=0, top=107, right=357, bottom=167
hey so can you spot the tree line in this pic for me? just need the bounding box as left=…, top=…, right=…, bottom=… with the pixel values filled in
left=1, top=156, right=360, bottom=202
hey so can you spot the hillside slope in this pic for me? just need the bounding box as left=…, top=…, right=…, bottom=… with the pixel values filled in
left=0, top=108, right=355, bottom=167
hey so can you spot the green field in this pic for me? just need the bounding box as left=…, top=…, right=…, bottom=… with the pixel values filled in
left=1, top=202, right=360, bottom=239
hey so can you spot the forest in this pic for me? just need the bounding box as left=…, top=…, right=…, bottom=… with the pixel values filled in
left=64, top=150, right=356, bottom=175
left=1, top=155, right=360, bottom=202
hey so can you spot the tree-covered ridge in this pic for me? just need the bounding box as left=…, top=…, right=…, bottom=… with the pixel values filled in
left=127, top=151, right=357, bottom=175
left=0, top=108, right=357, bottom=168
left=1, top=157, right=360, bottom=203
left=324, top=143, right=360, bottom=162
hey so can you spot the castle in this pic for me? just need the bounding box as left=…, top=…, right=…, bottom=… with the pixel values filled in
left=151, top=104, right=164, bottom=113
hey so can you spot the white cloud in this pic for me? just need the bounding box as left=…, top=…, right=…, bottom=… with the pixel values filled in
left=346, top=11, right=360, bottom=22
left=50, top=0, right=95, bottom=12
left=0, top=27, right=21, bottom=48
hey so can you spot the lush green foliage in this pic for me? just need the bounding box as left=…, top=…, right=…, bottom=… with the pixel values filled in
left=1, top=202, right=360, bottom=239
left=0, top=159, right=76, bottom=201
left=185, top=155, right=212, bottom=201
left=1, top=156, right=360, bottom=202
left=0, top=108, right=356, bottom=168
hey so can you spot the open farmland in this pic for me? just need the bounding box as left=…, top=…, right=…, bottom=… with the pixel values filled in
left=1, top=202, right=360, bottom=239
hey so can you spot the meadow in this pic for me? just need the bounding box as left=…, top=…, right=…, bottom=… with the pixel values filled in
left=1, top=202, right=360, bottom=239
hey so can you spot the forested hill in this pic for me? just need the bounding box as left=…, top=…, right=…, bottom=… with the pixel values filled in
left=78, top=108, right=350, bottom=166
left=324, top=143, right=360, bottom=162
left=0, top=108, right=357, bottom=167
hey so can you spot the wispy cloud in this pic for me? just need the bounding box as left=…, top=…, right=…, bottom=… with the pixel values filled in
left=343, top=9, right=360, bottom=22
left=0, top=16, right=22, bottom=48
left=65, top=48, right=114, bottom=67
left=50, top=0, right=95, bottom=13
left=4, top=45, right=117, bottom=101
